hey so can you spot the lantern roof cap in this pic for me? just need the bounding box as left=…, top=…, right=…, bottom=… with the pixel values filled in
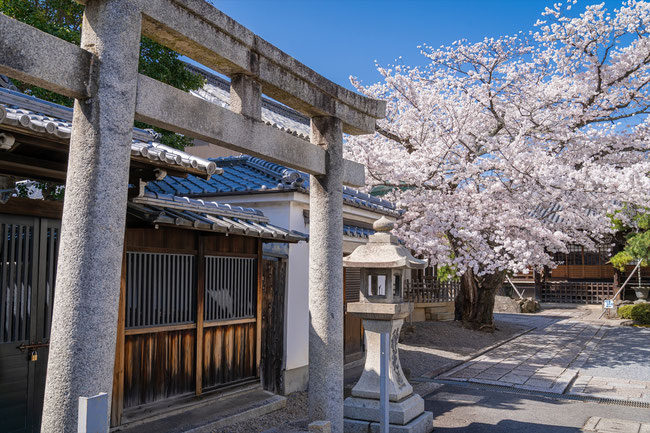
left=343, top=218, right=427, bottom=269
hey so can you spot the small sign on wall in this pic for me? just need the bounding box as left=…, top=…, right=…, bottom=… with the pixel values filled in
left=603, top=299, right=614, bottom=309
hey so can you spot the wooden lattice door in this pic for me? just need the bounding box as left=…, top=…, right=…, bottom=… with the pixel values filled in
left=0, top=214, right=60, bottom=433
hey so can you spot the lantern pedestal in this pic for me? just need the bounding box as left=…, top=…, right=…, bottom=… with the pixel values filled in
left=343, top=303, right=433, bottom=433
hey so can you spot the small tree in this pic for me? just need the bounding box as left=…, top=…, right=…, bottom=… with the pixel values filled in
left=347, top=1, right=650, bottom=330
left=610, top=207, right=650, bottom=289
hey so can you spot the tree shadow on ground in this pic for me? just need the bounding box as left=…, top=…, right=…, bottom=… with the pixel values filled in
left=580, top=326, right=650, bottom=378
left=424, top=384, right=591, bottom=433
left=431, top=420, right=580, bottom=432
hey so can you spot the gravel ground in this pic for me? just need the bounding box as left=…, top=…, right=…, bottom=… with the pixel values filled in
left=399, top=317, right=532, bottom=378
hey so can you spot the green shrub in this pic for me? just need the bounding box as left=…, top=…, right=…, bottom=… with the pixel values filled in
left=618, top=303, right=650, bottom=324
left=618, top=305, right=634, bottom=319
left=630, top=303, right=650, bottom=325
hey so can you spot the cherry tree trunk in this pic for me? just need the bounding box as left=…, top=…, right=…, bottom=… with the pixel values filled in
left=455, top=269, right=506, bottom=332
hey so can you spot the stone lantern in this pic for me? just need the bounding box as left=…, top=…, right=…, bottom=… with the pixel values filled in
left=343, top=217, right=433, bottom=433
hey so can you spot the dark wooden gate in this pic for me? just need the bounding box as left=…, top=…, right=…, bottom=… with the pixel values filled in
left=0, top=214, right=59, bottom=433
left=343, top=268, right=364, bottom=364
left=115, top=228, right=262, bottom=424
left=260, top=256, right=286, bottom=393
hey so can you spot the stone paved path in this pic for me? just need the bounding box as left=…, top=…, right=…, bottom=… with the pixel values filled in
left=440, top=318, right=607, bottom=393
left=438, top=307, right=650, bottom=405
left=570, top=376, right=650, bottom=403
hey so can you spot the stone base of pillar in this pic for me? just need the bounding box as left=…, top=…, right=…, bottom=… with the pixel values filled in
left=343, top=411, right=433, bottom=433
left=344, top=394, right=424, bottom=425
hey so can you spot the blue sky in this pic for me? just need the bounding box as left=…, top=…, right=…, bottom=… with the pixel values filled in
left=210, top=0, right=626, bottom=91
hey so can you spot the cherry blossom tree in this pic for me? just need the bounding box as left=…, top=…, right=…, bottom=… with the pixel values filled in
left=346, top=0, right=650, bottom=330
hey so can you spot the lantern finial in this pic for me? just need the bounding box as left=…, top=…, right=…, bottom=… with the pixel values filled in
left=373, top=216, right=394, bottom=232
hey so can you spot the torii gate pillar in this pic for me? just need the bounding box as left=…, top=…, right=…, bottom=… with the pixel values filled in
left=41, top=1, right=142, bottom=431
left=309, top=116, right=345, bottom=433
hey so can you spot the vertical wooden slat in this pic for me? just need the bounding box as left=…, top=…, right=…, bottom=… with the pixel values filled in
left=128, top=253, right=133, bottom=328
left=153, top=254, right=158, bottom=326
left=196, top=236, right=205, bottom=395
left=45, top=226, right=55, bottom=338
left=6, top=224, right=16, bottom=340
left=180, top=256, right=185, bottom=323
left=111, top=244, right=127, bottom=427
left=164, top=254, right=169, bottom=325
left=0, top=223, right=7, bottom=342
left=15, top=224, right=24, bottom=340
left=256, top=241, right=262, bottom=373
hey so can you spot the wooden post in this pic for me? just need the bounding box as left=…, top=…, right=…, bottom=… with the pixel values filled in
left=196, top=235, right=205, bottom=395
left=256, top=240, right=263, bottom=373
left=110, top=244, right=127, bottom=427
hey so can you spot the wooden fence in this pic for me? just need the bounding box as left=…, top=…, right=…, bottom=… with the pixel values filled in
left=405, top=278, right=460, bottom=303
left=540, top=281, right=615, bottom=304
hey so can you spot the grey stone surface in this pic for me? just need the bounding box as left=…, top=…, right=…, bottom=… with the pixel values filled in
left=40, top=1, right=142, bottom=431
left=351, top=318, right=413, bottom=402
left=309, top=116, right=344, bottom=433
left=579, top=326, right=650, bottom=381
left=368, top=411, right=433, bottom=433
left=135, top=75, right=366, bottom=187
left=283, top=364, right=309, bottom=395
left=343, top=218, right=426, bottom=270
left=0, top=13, right=91, bottom=99
left=344, top=394, right=424, bottom=425
left=441, top=318, right=608, bottom=393
left=309, top=420, right=332, bottom=433
left=230, top=73, right=262, bottom=120
left=344, top=418, right=371, bottom=433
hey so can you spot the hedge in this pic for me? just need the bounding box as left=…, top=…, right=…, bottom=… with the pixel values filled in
left=618, top=303, right=650, bottom=325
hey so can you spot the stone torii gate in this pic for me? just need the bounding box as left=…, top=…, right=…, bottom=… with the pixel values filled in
left=0, top=1, right=385, bottom=432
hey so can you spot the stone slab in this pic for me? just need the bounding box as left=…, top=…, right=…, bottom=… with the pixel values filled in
left=368, top=411, right=434, bottom=433
left=344, top=394, right=424, bottom=425
left=344, top=418, right=371, bottom=433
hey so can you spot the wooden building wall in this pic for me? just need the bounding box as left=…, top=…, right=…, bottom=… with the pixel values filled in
left=111, top=227, right=263, bottom=426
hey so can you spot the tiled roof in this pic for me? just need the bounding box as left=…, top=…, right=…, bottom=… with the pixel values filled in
left=344, top=224, right=374, bottom=239
left=529, top=202, right=607, bottom=224
left=129, top=191, right=307, bottom=242
left=186, top=63, right=311, bottom=140
left=0, top=88, right=220, bottom=178
left=148, top=155, right=399, bottom=216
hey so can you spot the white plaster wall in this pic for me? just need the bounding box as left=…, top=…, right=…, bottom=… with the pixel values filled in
left=201, top=191, right=395, bottom=375
left=284, top=200, right=310, bottom=370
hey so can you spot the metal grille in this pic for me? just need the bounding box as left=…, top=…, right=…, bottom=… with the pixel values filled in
left=0, top=222, right=34, bottom=342
left=204, top=256, right=256, bottom=322
left=126, top=252, right=196, bottom=329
